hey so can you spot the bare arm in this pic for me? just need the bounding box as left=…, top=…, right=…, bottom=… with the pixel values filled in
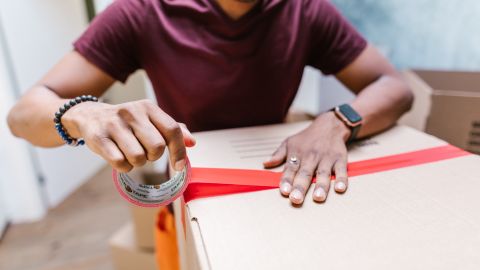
left=7, top=51, right=194, bottom=172
left=7, top=51, right=115, bottom=146
left=336, top=44, right=413, bottom=137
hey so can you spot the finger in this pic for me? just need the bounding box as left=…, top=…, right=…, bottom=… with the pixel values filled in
left=109, top=124, right=148, bottom=168
left=334, top=158, right=348, bottom=193
left=278, top=154, right=300, bottom=196
left=289, top=154, right=317, bottom=205
left=129, top=121, right=166, bottom=162
left=179, top=123, right=196, bottom=147
left=90, top=136, right=133, bottom=172
left=148, top=108, right=186, bottom=171
left=263, top=141, right=287, bottom=168
left=313, top=159, right=334, bottom=202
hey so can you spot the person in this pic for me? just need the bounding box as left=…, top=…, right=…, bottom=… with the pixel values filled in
left=7, top=0, right=412, bottom=205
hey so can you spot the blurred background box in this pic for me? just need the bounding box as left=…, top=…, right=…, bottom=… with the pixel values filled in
left=109, top=223, right=158, bottom=270
left=131, top=206, right=159, bottom=250
left=399, top=70, right=480, bottom=154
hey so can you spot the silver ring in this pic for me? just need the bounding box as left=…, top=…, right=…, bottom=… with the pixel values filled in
left=288, top=156, right=299, bottom=165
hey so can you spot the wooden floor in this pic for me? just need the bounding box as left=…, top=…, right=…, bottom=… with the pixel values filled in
left=0, top=165, right=130, bottom=270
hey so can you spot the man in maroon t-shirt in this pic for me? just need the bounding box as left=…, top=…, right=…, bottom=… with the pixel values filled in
left=8, top=0, right=412, bottom=205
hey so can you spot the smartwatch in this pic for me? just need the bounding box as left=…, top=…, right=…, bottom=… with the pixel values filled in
left=331, top=104, right=363, bottom=144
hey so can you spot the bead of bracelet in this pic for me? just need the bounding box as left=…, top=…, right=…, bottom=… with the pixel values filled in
left=53, top=95, right=98, bottom=146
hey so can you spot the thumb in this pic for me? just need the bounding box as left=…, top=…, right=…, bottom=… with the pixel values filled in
left=179, top=123, right=196, bottom=147
left=263, top=141, right=287, bottom=168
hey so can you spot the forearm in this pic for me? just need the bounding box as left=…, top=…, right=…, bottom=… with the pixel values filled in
left=350, top=74, right=413, bottom=138
left=7, top=86, right=70, bottom=147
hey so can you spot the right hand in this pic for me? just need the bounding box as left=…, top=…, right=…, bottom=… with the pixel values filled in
left=61, top=99, right=195, bottom=172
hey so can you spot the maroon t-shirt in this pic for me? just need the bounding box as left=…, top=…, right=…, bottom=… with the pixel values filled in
left=74, top=0, right=366, bottom=132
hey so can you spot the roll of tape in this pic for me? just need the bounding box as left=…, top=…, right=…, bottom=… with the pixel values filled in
left=112, top=159, right=191, bottom=207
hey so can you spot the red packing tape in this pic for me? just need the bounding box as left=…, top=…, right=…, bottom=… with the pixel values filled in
left=183, top=145, right=470, bottom=203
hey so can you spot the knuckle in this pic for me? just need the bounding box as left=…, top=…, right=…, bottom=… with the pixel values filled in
left=298, top=169, right=313, bottom=178
left=171, top=146, right=186, bottom=160
left=117, top=107, right=136, bottom=122
left=280, top=177, right=293, bottom=185
left=151, top=140, right=166, bottom=152
left=118, top=165, right=133, bottom=173
left=110, top=157, right=129, bottom=170
left=335, top=161, right=347, bottom=170
left=305, top=150, right=319, bottom=159
left=327, top=152, right=341, bottom=161
left=316, top=169, right=331, bottom=177
left=129, top=152, right=147, bottom=166
left=148, top=142, right=166, bottom=159
left=285, top=162, right=300, bottom=171
left=164, top=122, right=182, bottom=137
left=336, top=149, right=347, bottom=159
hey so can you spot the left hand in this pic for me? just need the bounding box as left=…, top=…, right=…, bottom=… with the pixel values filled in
left=263, top=112, right=352, bottom=205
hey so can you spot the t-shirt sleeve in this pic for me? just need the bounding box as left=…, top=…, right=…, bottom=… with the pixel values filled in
left=306, top=0, right=367, bottom=75
left=73, top=0, right=145, bottom=83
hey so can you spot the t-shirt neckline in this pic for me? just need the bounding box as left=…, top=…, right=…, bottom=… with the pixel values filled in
left=206, top=0, right=263, bottom=26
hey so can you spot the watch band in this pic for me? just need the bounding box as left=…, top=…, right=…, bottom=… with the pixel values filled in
left=348, top=123, right=361, bottom=144
left=331, top=104, right=363, bottom=144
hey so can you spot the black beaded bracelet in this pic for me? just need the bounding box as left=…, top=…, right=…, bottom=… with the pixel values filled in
left=53, top=95, right=98, bottom=146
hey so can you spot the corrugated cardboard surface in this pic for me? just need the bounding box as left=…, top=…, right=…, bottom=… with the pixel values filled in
left=399, top=69, right=480, bottom=153
left=182, top=122, right=480, bottom=270
left=109, top=223, right=158, bottom=270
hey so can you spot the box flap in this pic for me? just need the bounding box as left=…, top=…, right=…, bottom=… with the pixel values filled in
left=412, top=69, right=480, bottom=93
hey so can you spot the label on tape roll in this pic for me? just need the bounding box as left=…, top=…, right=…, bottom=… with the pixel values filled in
left=112, top=159, right=191, bottom=207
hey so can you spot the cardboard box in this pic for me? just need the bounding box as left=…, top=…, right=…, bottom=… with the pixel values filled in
left=399, top=69, right=480, bottom=154
left=130, top=206, right=159, bottom=250
left=109, top=223, right=158, bottom=270
left=176, top=122, right=480, bottom=270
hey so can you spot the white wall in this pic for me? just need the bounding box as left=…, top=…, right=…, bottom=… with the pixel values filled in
left=291, top=67, right=322, bottom=115
left=291, top=68, right=355, bottom=115
left=0, top=196, right=6, bottom=235
left=94, top=0, right=114, bottom=13
left=319, top=76, right=355, bottom=111
left=0, top=14, right=46, bottom=223
left=0, top=0, right=105, bottom=208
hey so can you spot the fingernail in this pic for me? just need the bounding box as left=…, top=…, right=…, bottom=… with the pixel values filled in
left=313, top=188, right=326, bottom=202
left=289, top=189, right=304, bottom=204
left=335, top=182, right=346, bottom=192
left=280, top=182, right=292, bottom=195
left=174, top=159, right=185, bottom=171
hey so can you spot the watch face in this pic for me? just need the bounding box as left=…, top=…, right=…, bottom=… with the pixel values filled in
left=339, top=104, right=362, bottom=124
